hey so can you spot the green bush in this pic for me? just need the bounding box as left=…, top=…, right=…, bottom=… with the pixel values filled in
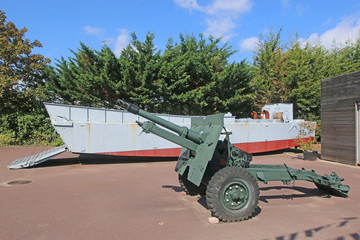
left=0, top=131, right=16, bottom=145
left=0, top=112, right=63, bottom=146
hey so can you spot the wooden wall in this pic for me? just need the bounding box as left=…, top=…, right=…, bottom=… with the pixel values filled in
left=321, top=70, right=360, bottom=165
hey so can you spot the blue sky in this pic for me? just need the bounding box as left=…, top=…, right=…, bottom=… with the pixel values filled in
left=2, top=0, right=360, bottom=63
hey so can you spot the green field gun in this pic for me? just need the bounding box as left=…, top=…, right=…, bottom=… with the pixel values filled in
left=118, top=100, right=350, bottom=222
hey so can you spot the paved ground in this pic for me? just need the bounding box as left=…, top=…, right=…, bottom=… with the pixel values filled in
left=0, top=146, right=359, bottom=240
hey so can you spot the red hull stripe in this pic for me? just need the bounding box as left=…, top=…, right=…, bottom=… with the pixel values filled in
left=99, top=148, right=182, bottom=157
left=98, top=138, right=304, bottom=157
left=234, top=139, right=300, bottom=153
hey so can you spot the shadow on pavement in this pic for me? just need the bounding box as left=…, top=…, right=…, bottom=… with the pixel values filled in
left=162, top=185, right=183, bottom=193
left=22, top=147, right=305, bottom=169
left=273, top=217, right=359, bottom=240
left=162, top=185, right=263, bottom=220
left=20, top=147, right=306, bottom=169
left=259, top=185, right=331, bottom=203
left=33, top=154, right=178, bottom=168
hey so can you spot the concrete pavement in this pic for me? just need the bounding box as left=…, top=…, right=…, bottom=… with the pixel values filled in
left=0, top=146, right=359, bottom=240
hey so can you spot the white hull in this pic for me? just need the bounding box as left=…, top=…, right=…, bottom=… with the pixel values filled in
left=44, top=103, right=313, bottom=157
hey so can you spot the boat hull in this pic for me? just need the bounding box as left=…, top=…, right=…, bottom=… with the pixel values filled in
left=97, top=138, right=301, bottom=157
left=44, top=103, right=311, bottom=156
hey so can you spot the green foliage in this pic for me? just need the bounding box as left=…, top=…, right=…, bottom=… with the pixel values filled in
left=119, top=32, right=161, bottom=111
left=44, top=43, right=121, bottom=107
left=0, top=111, right=63, bottom=145
left=252, top=28, right=285, bottom=107
left=251, top=29, right=360, bottom=122
left=0, top=131, right=16, bottom=145
left=0, top=11, right=58, bottom=146
left=282, top=39, right=328, bottom=121
left=325, top=38, right=360, bottom=76
left=157, top=33, right=252, bottom=116
left=0, top=10, right=50, bottom=114
left=45, top=32, right=254, bottom=117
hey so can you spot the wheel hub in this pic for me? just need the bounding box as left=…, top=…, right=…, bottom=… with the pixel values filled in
left=222, top=182, right=249, bottom=210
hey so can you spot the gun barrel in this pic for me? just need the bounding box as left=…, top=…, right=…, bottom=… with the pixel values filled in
left=117, top=100, right=204, bottom=144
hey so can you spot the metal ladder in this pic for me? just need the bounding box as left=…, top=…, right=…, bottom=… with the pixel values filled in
left=8, top=145, right=68, bottom=169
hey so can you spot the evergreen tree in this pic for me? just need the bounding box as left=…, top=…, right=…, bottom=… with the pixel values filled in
left=45, top=43, right=121, bottom=107
left=158, top=33, right=252, bottom=116
left=217, top=61, right=254, bottom=117
left=284, top=39, right=327, bottom=120
left=118, top=32, right=161, bottom=112
left=325, top=38, right=360, bottom=77
left=251, top=28, right=286, bottom=108
left=45, top=33, right=253, bottom=116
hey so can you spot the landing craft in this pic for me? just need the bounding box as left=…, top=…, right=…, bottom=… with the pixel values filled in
left=8, top=102, right=314, bottom=168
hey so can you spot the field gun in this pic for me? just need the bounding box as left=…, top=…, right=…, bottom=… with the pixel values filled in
left=118, top=100, right=350, bottom=222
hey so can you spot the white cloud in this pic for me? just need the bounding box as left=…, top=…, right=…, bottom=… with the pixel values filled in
left=174, top=0, right=253, bottom=41
left=205, top=17, right=236, bottom=40
left=298, top=33, right=321, bottom=48
left=174, top=0, right=252, bottom=15
left=295, top=4, right=306, bottom=15
left=281, top=0, right=290, bottom=8
left=83, top=26, right=106, bottom=38
left=321, top=17, right=333, bottom=27
left=83, top=26, right=129, bottom=56
left=83, top=26, right=114, bottom=45
left=173, top=0, right=201, bottom=11
left=114, top=28, right=130, bottom=57
left=281, top=1, right=308, bottom=16
left=300, top=15, right=360, bottom=49
left=204, top=0, right=252, bottom=16
left=239, top=37, right=258, bottom=52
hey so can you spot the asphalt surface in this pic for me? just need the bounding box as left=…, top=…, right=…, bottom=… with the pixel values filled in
left=0, top=146, right=359, bottom=240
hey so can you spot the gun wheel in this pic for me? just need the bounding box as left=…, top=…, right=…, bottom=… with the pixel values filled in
left=178, top=170, right=206, bottom=196
left=206, top=167, right=259, bottom=222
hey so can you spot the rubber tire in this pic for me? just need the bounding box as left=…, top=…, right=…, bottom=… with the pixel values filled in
left=206, top=167, right=259, bottom=222
left=178, top=172, right=207, bottom=196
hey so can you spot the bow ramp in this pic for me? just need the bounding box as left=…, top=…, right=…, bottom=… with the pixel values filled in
left=8, top=145, right=68, bottom=169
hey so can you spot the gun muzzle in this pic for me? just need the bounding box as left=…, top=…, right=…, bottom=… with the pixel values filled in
left=117, top=99, right=140, bottom=115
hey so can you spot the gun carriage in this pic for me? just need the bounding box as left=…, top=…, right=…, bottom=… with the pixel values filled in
left=117, top=100, right=350, bottom=222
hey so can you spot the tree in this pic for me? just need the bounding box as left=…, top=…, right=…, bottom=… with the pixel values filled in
left=118, top=32, right=161, bottom=112
left=0, top=10, right=50, bottom=113
left=251, top=29, right=328, bottom=121
left=217, top=61, right=254, bottom=117
left=158, top=33, right=253, bottom=116
left=45, top=33, right=254, bottom=117
left=44, top=43, right=122, bottom=107
left=251, top=28, right=286, bottom=108
left=44, top=34, right=162, bottom=110
left=284, top=39, right=327, bottom=120
left=0, top=10, right=59, bottom=145
left=325, top=38, right=360, bottom=77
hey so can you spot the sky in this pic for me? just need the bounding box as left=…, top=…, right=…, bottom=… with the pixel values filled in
left=2, top=0, right=360, bottom=63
